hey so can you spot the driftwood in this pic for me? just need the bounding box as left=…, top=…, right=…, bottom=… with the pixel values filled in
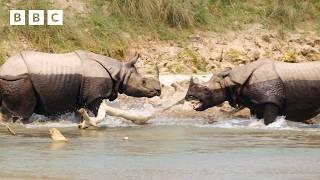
left=79, top=93, right=185, bottom=129
left=49, top=128, right=68, bottom=142
left=0, top=122, right=16, bottom=136
left=78, top=100, right=154, bottom=129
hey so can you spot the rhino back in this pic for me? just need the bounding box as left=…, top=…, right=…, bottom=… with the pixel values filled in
left=81, top=59, right=113, bottom=105
left=275, top=61, right=320, bottom=112
left=22, top=51, right=82, bottom=114
left=0, top=53, right=28, bottom=78
left=240, top=60, right=285, bottom=107
left=76, top=50, right=126, bottom=102
left=76, top=50, right=123, bottom=81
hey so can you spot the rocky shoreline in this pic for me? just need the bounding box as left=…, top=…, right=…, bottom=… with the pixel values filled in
left=130, top=24, right=320, bottom=75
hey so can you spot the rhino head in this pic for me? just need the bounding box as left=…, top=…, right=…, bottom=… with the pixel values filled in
left=122, top=53, right=161, bottom=98
left=185, top=69, right=231, bottom=111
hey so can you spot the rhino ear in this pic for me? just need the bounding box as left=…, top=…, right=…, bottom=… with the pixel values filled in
left=190, top=77, right=200, bottom=85
left=217, top=67, right=232, bottom=78
left=126, top=52, right=140, bottom=67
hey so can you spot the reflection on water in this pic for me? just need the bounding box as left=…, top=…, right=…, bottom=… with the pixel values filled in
left=49, top=142, right=68, bottom=151
left=1, top=119, right=320, bottom=179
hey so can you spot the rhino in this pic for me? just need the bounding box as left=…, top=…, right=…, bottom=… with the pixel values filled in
left=0, top=50, right=161, bottom=123
left=185, top=59, right=320, bottom=125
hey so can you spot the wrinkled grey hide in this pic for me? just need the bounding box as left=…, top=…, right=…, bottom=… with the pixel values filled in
left=186, top=59, right=320, bottom=124
left=0, top=50, right=161, bottom=123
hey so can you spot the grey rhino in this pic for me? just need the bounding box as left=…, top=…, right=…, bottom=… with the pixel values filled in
left=0, top=50, right=161, bottom=123
left=185, top=59, right=320, bottom=125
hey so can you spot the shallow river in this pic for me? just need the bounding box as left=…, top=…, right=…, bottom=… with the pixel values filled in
left=1, top=116, right=320, bottom=180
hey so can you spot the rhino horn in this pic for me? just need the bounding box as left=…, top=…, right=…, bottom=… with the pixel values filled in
left=190, top=77, right=194, bottom=85
left=190, top=77, right=200, bottom=85
left=126, top=52, right=140, bottom=67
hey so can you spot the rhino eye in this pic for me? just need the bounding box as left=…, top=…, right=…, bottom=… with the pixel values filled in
left=142, top=79, right=146, bottom=85
left=187, top=95, right=194, bottom=99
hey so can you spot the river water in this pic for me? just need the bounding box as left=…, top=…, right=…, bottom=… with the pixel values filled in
left=0, top=73, right=320, bottom=179
left=1, top=115, right=320, bottom=180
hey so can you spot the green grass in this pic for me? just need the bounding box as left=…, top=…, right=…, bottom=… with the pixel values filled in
left=1, top=0, right=320, bottom=64
left=0, top=51, right=5, bottom=64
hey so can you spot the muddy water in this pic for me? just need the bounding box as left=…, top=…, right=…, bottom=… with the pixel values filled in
left=1, top=117, right=320, bottom=180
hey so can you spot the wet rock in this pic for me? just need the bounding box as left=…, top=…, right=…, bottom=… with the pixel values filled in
left=233, top=108, right=251, bottom=118
left=50, top=128, right=68, bottom=142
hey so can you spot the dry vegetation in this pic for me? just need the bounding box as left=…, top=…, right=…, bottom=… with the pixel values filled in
left=0, top=0, right=320, bottom=69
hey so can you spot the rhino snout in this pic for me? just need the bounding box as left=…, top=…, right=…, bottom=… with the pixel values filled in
left=155, top=88, right=161, bottom=96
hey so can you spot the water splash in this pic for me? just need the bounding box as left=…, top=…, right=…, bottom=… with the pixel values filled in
left=204, top=116, right=292, bottom=130
left=22, top=103, right=320, bottom=131
left=25, top=113, right=79, bottom=128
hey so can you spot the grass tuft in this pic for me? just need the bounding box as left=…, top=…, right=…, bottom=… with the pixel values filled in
left=0, top=0, right=320, bottom=64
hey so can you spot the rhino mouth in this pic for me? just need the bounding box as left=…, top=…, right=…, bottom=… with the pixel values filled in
left=185, top=95, right=206, bottom=111
left=147, top=90, right=161, bottom=97
left=189, top=99, right=205, bottom=111
left=143, top=90, right=161, bottom=98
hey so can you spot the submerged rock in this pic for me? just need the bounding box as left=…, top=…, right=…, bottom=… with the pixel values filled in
left=49, top=128, right=68, bottom=142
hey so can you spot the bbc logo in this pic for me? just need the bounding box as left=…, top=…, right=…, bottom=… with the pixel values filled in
left=10, top=10, right=63, bottom=26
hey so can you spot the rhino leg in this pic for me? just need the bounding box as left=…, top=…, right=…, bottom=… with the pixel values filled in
left=0, top=78, right=36, bottom=123
left=0, top=108, right=10, bottom=122
left=86, top=98, right=104, bottom=116
left=250, top=108, right=263, bottom=119
left=263, top=103, right=280, bottom=125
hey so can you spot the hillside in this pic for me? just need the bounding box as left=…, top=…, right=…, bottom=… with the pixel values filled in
left=0, top=0, right=320, bottom=73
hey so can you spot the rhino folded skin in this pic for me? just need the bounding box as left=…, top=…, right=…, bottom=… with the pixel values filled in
left=0, top=50, right=160, bottom=122
left=187, top=59, right=320, bottom=123
left=231, top=60, right=320, bottom=122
